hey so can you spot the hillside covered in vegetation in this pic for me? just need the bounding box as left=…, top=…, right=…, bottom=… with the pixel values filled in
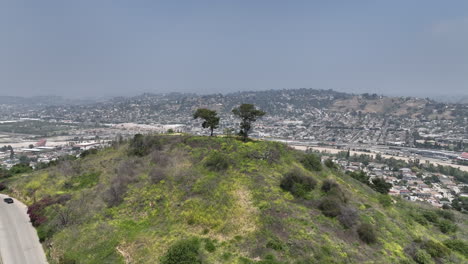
left=4, top=135, right=468, bottom=264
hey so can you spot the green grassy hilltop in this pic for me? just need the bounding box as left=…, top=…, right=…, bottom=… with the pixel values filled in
left=5, top=135, right=468, bottom=264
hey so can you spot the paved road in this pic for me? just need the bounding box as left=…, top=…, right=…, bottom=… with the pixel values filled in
left=0, top=194, right=48, bottom=264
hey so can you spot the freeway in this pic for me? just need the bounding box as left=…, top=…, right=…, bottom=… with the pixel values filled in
left=0, top=194, right=48, bottom=264
left=290, top=145, right=468, bottom=172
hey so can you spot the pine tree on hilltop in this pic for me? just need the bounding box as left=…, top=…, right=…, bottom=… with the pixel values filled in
left=232, top=104, right=266, bottom=142
left=193, top=108, right=220, bottom=136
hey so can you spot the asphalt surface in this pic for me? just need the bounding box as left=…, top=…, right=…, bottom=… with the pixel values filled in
left=0, top=194, right=48, bottom=264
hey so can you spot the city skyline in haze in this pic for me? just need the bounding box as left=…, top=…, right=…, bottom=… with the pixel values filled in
left=1, top=1, right=467, bottom=98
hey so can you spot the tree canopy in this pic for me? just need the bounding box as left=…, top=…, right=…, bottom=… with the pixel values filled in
left=232, top=104, right=266, bottom=141
left=193, top=108, right=220, bottom=136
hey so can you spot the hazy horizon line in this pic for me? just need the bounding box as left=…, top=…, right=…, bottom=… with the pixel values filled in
left=2, top=87, right=468, bottom=104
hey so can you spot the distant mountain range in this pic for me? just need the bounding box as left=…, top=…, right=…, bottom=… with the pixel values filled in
left=1, top=89, right=467, bottom=106
left=1, top=89, right=467, bottom=124
left=92, top=89, right=467, bottom=120
left=428, top=95, right=468, bottom=104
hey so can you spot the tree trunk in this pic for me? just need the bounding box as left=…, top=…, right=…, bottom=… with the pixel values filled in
left=210, top=128, right=214, bottom=136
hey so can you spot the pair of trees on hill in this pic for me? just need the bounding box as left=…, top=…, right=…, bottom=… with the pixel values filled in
left=193, top=104, right=265, bottom=141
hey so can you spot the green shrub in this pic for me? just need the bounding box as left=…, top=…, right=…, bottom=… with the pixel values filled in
left=301, top=153, right=322, bottom=171
left=37, top=225, right=54, bottom=242
left=128, top=134, right=162, bottom=156
left=318, top=197, right=342, bottom=218
left=321, top=179, right=338, bottom=193
left=378, top=194, right=393, bottom=207
left=348, top=170, right=369, bottom=184
left=9, top=163, right=33, bottom=175
left=204, top=152, right=230, bottom=171
left=357, top=223, right=377, bottom=244
left=412, top=213, right=429, bottom=226
left=421, top=240, right=450, bottom=258
left=421, top=210, right=439, bottom=224
left=370, top=177, right=392, bottom=194
left=413, top=249, right=434, bottom=264
left=319, top=182, right=358, bottom=225
left=79, top=148, right=98, bottom=158
left=451, top=197, right=468, bottom=212
left=161, top=238, right=201, bottom=264
left=129, top=134, right=146, bottom=156
left=321, top=179, right=347, bottom=203
left=64, top=171, right=100, bottom=190
left=280, top=169, right=317, bottom=198
left=436, top=210, right=455, bottom=221
left=324, top=159, right=336, bottom=169
left=326, top=184, right=348, bottom=203
left=438, top=219, right=457, bottom=234
left=443, top=239, right=468, bottom=257
left=266, top=237, right=284, bottom=251
left=204, top=238, right=216, bottom=253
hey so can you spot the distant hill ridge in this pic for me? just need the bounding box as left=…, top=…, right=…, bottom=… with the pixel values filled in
left=88, top=88, right=468, bottom=119
left=2, top=88, right=467, bottom=124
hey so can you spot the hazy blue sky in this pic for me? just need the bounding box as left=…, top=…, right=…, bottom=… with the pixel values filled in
left=1, top=1, right=467, bottom=98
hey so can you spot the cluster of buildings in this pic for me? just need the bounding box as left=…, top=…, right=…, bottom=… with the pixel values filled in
left=335, top=159, right=467, bottom=208
left=0, top=138, right=106, bottom=170
left=0, top=122, right=192, bottom=170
